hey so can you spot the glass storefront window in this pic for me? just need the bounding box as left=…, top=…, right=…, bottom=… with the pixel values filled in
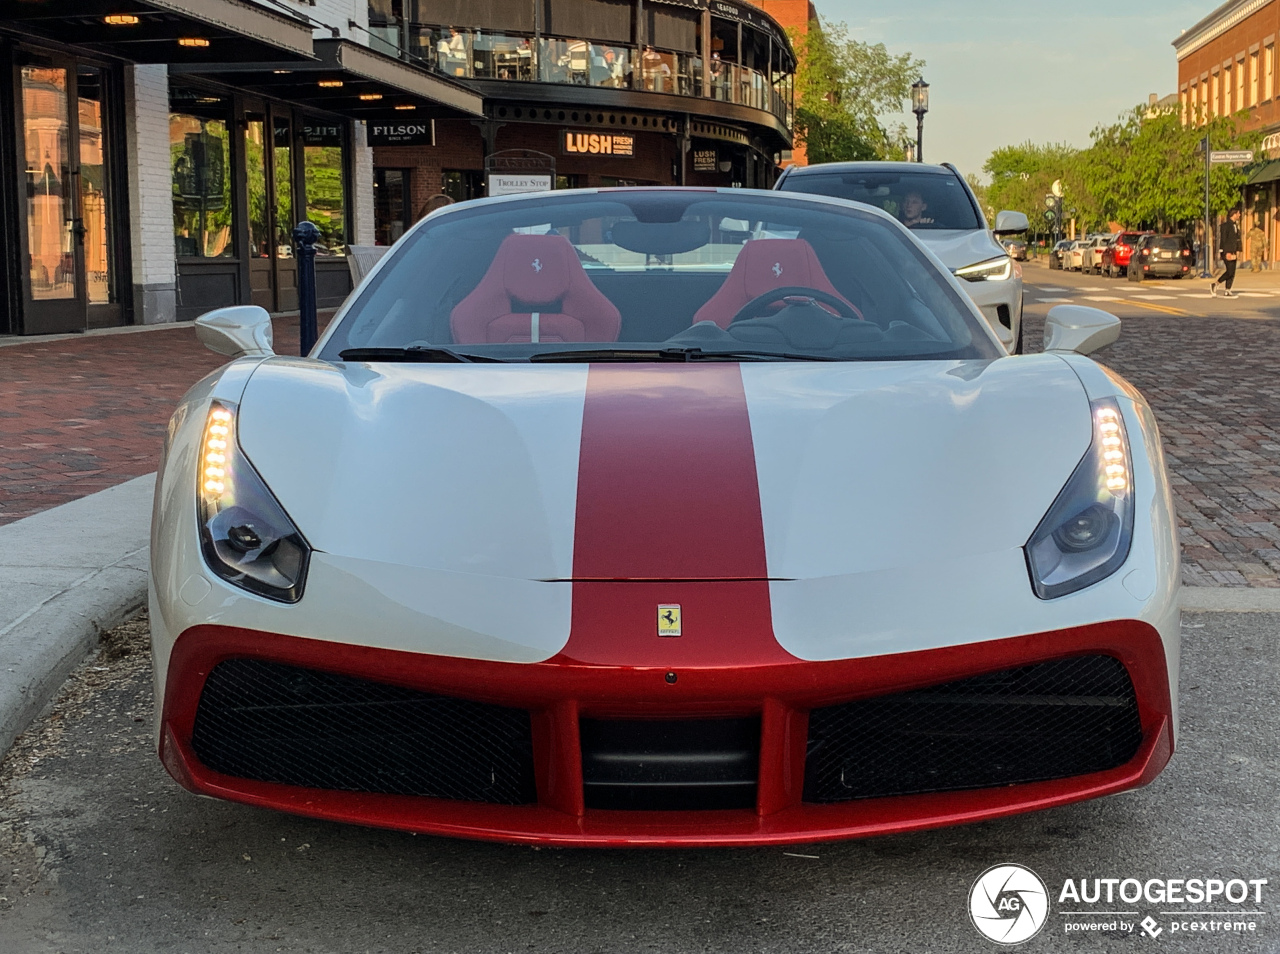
left=77, top=67, right=113, bottom=305
left=170, top=89, right=233, bottom=259
left=273, top=118, right=294, bottom=259
left=245, top=116, right=270, bottom=259
left=22, top=66, right=76, bottom=301
left=303, top=123, right=347, bottom=256
left=539, top=38, right=630, bottom=87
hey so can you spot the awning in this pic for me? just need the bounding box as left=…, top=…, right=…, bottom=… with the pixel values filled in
left=1, top=0, right=314, bottom=63
left=171, top=39, right=484, bottom=119
left=1246, top=159, right=1280, bottom=185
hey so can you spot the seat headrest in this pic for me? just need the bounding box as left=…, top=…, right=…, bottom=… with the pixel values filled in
left=494, top=234, right=578, bottom=305
left=735, top=238, right=835, bottom=300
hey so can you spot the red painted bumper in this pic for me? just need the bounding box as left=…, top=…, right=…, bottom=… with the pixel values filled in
left=160, top=620, right=1173, bottom=847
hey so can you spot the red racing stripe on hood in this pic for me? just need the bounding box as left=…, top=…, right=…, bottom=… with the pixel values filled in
left=561, top=364, right=794, bottom=667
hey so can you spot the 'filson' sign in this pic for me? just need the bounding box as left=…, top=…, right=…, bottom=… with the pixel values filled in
left=368, top=121, right=434, bottom=146
left=562, top=131, right=634, bottom=157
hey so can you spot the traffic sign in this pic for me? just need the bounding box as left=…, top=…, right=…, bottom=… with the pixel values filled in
left=1210, top=150, right=1253, bottom=164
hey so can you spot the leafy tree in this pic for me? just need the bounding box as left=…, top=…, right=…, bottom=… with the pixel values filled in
left=790, top=19, right=924, bottom=163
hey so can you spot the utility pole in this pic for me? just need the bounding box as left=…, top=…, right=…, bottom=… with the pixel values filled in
left=1202, top=133, right=1213, bottom=278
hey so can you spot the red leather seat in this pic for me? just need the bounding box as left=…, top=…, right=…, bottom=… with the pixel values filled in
left=450, top=234, right=621, bottom=344
left=692, top=238, right=860, bottom=329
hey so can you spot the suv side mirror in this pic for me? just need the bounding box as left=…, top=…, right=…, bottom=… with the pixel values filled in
left=194, top=305, right=274, bottom=358
left=1043, top=305, right=1120, bottom=355
left=994, top=210, right=1029, bottom=235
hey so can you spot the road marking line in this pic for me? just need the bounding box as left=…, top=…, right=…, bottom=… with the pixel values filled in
left=1079, top=286, right=1106, bottom=291
left=1039, top=287, right=1069, bottom=292
left=1235, top=292, right=1273, bottom=297
left=1035, top=297, right=1073, bottom=303
left=1129, top=295, right=1177, bottom=300
left=1118, top=298, right=1192, bottom=316
left=1084, top=295, right=1122, bottom=302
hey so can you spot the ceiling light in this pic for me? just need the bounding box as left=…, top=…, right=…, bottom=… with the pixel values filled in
left=103, top=14, right=140, bottom=25
left=394, top=104, right=416, bottom=110
left=178, top=37, right=210, bottom=48
left=273, top=70, right=292, bottom=75
left=318, top=80, right=344, bottom=88
left=359, top=93, right=383, bottom=101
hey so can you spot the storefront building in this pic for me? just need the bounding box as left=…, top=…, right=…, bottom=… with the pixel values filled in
left=364, top=0, right=796, bottom=237
left=1175, top=0, right=1280, bottom=266
left=1, top=0, right=481, bottom=334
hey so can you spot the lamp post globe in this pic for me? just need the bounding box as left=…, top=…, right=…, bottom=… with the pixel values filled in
left=911, top=78, right=929, bottom=163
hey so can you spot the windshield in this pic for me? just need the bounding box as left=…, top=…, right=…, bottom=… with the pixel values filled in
left=775, top=171, right=982, bottom=231
left=320, top=190, right=999, bottom=363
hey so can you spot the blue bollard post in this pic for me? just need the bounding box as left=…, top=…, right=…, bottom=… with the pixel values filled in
left=292, top=221, right=321, bottom=356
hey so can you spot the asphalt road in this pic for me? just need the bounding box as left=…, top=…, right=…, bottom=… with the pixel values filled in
left=0, top=610, right=1277, bottom=954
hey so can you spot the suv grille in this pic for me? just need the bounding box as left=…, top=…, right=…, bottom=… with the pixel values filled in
left=191, top=659, right=537, bottom=805
left=804, top=655, right=1143, bottom=803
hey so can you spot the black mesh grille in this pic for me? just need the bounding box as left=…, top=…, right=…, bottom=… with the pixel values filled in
left=804, top=655, right=1143, bottom=803
left=191, top=659, right=537, bottom=805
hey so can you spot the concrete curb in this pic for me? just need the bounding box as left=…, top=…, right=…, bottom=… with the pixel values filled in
left=0, top=475, right=154, bottom=760
left=1180, top=585, right=1280, bottom=613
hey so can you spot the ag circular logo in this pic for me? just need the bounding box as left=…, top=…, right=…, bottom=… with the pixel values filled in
left=969, top=864, right=1050, bottom=944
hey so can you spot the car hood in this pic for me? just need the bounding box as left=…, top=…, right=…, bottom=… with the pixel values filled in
left=913, top=228, right=1007, bottom=271
left=235, top=355, right=1091, bottom=583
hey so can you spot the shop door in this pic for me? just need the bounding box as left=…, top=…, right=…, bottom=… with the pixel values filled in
left=243, top=109, right=297, bottom=313
left=15, top=59, right=118, bottom=334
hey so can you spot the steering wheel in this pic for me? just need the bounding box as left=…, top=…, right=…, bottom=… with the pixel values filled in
left=729, top=286, right=862, bottom=324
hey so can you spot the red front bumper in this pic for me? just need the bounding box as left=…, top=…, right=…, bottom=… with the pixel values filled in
left=160, top=621, right=1173, bottom=847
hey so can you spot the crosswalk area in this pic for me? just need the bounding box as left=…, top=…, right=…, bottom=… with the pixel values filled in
left=1027, top=283, right=1280, bottom=304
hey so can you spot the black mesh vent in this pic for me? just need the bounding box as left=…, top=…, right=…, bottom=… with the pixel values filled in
left=804, top=655, right=1143, bottom=803
left=191, top=659, right=537, bottom=805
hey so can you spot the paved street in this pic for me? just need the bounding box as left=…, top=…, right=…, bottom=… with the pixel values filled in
left=0, top=610, right=1276, bottom=954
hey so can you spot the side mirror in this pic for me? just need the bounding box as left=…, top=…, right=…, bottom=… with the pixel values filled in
left=194, top=306, right=274, bottom=358
left=1043, top=305, right=1120, bottom=355
left=994, top=210, right=1029, bottom=235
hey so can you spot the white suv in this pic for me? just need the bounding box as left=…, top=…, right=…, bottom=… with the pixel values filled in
left=774, top=161, right=1027, bottom=352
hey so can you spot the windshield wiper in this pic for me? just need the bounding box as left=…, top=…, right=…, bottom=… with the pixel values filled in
left=337, top=346, right=503, bottom=363
left=529, top=347, right=841, bottom=363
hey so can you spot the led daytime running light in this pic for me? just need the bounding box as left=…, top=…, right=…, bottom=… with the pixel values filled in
left=954, top=256, right=1013, bottom=282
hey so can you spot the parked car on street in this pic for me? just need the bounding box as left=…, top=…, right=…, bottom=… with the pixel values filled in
left=1081, top=235, right=1113, bottom=275
left=1101, top=231, right=1150, bottom=278
left=1049, top=239, right=1072, bottom=269
left=1001, top=237, right=1028, bottom=261
left=1064, top=240, right=1089, bottom=271
left=1128, top=234, right=1193, bottom=281
left=773, top=161, right=1027, bottom=353
left=154, top=186, right=1179, bottom=847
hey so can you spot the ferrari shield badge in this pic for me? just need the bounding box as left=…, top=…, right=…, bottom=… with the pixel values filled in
left=657, top=604, right=682, bottom=637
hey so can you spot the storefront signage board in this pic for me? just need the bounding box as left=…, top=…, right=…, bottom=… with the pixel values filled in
left=487, top=174, right=554, bottom=195
left=368, top=121, right=435, bottom=146
left=562, top=131, right=635, bottom=157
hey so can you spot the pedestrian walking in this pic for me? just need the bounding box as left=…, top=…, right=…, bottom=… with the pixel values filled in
left=1248, top=218, right=1268, bottom=272
left=1211, top=207, right=1242, bottom=297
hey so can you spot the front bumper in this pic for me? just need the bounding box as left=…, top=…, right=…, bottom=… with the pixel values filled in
left=160, top=620, right=1173, bottom=847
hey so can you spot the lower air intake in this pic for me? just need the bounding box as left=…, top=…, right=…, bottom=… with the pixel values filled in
left=804, top=655, right=1143, bottom=803
left=191, top=659, right=537, bottom=805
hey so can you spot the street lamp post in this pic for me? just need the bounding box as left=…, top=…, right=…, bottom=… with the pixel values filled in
left=911, top=78, right=929, bottom=163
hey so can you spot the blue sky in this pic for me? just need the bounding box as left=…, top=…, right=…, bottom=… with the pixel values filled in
left=818, top=0, right=1209, bottom=180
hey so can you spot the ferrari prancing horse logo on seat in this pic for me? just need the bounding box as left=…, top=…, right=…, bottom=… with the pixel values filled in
left=772, top=262, right=783, bottom=277
left=531, top=258, right=543, bottom=272
left=657, top=604, right=682, bottom=637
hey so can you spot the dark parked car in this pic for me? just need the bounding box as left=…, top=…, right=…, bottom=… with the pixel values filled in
left=1048, top=239, right=1071, bottom=270
left=1128, top=234, right=1193, bottom=281
left=1101, top=231, right=1151, bottom=278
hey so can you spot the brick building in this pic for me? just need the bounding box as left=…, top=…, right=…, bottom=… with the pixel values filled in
left=1176, top=0, right=1280, bottom=265
left=753, top=0, right=817, bottom=167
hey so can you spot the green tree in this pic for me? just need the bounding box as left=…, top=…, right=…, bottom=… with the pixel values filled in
left=790, top=19, right=924, bottom=163
left=984, top=141, right=1085, bottom=231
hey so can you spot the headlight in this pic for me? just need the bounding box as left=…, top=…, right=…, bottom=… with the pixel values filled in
left=197, top=401, right=310, bottom=603
left=1025, top=398, right=1134, bottom=599
left=954, top=256, right=1013, bottom=282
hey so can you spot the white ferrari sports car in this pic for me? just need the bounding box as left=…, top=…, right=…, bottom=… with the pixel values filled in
left=151, top=188, right=1179, bottom=847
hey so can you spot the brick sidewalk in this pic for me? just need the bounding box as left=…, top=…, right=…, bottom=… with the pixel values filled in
left=0, top=317, right=314, bottom=526
left=3, top=310, right=1278, bottom=587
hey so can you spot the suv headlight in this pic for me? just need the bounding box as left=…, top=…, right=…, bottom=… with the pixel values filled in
left=197, top=401, right=310, bottom=603
left=1025, top=398, right=1134, bottom=599
left=954, top=256, right=1013, bottom=282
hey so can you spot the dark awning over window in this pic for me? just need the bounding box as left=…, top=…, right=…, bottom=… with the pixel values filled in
left=1246, top=159, right=1280, bottom=185
left=0, top=0, right=315, bottom=63
left=171, top=39, right=484, bottom=120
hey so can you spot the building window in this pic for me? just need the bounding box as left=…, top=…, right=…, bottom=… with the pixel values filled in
left=1267, top=45, right=1275, bottom=101
left=170, top=87, right=234, bottom=259
left=1237, top=57, right=1246, bottom=111
left=442, top=169, right=484, bottom=202
left=374, top=168, right=411, bottom=245
left=301, top=121, right=348, bottom=256
left=1211, top=70, right=1220, bottom=116
left=1251, top=51, right=1260, bottom=106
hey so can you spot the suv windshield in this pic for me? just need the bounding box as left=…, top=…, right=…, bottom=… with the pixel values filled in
left=776, top=171, right=982, bottom=230
left=320, top=190, right=999, bottom=363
